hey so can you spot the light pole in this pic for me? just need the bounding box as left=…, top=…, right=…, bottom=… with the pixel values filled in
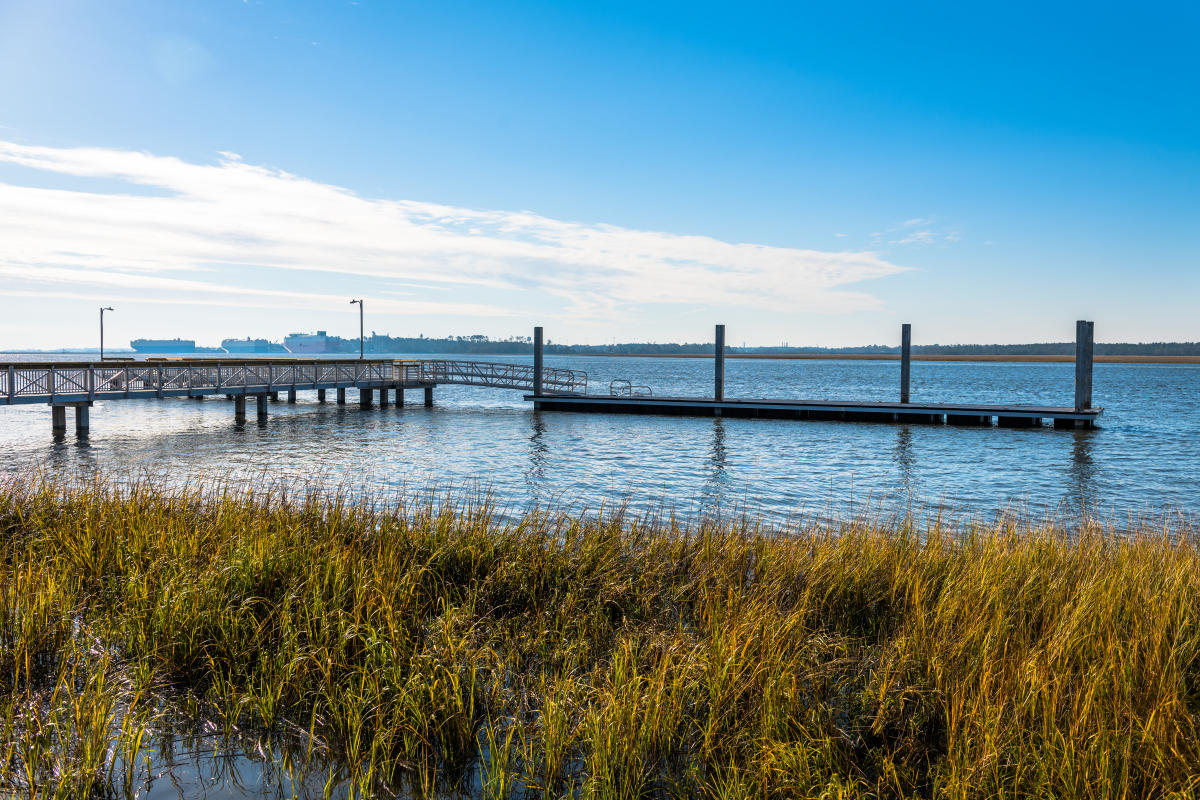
left=349, top=299, right=364, bottom=359
left=99, top=306, right=114, bottom=360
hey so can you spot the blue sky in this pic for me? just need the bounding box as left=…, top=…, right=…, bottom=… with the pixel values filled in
left=1, top=0, right=1197, bottom=348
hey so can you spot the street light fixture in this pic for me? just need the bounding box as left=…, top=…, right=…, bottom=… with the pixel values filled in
left=99, top=306, right=114, bottom=360
left=349, top=299, right=364, bottom=359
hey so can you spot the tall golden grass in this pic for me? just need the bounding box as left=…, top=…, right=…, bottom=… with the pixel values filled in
left=1, top=474, right=1198, bottom=798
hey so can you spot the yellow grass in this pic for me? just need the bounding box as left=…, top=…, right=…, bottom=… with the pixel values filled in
left=1, top=474, right=1198, bottom=798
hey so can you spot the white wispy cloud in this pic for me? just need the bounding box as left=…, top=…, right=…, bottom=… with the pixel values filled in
left=0, top=140, right=909, bottom=318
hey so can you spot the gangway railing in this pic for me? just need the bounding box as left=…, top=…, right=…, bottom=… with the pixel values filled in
left=609, top=379, right=652, bottom=397
left=407, top=360, right=587, bottom=394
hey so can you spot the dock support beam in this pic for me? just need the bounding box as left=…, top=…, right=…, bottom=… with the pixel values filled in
left=51, top=405, right=66, bottom=432
left=317, top=389, right=326, bottom=403
left=395, top=387, right=404, bottom=406
left=379, top=387, right=389, bottom=406
left=1075, top=320, right=1093, bottom=412
left=75, top=405, right=89, bottom=433
left=714, top=324, right=725, bottom=401
left=424, top=386, right=434, bottom=407
left=360, top=388, right=374, bottom=408
left=269, top=391, right=279, bottom=402
left=533, top=326, right=544, bottom=396
left=900, top=323, right=911, bottom=404
left=337, top=388, right=346, bottom=405
left=257, top=395, right=268, bottom=419
left=234, top=396, right=246, bottom=422
left=287, top=389, right=297, bottom=403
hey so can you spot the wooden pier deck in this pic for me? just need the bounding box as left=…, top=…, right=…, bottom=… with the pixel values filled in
left=526, top=393, right=1101, bottom=428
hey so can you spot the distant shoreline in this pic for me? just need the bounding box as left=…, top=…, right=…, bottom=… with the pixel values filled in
left=3, top=351, right=1199, bottom=364
left=563, top=352, right=1200, bottom=364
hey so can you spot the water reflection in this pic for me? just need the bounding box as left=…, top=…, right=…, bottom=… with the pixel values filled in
left=1067, top=429, right=1098, bottom=518
left=700, top=418, right=727, bottom=512
left=525, top=411, right=548, bottom=505
left=893, top=426, right=915, bottom=497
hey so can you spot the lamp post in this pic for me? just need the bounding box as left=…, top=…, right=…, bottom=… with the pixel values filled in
left=99, top=306, right=114, bottom=360
left=349, top=299, right=364, bottom=359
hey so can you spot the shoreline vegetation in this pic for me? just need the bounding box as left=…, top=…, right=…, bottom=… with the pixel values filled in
left=3, top=476, right=1200, bottom=798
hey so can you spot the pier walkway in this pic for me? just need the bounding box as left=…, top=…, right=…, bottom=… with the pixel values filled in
left=0, top=358, right=587, bottom=432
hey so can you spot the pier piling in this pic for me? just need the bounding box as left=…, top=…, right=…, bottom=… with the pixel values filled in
left=317, top=389, right=326, bottom=403
left=533, top=327, right=544, bottom=396
left=360, top=388, right=374, bottom=408
left=234, top=396, right=246, bottom=422
left=256, top=395, right=268, bottom=419
left=900, top=323, right=912, bottom=404
left=287, top=389, right=297, bottom=403
left=396, top=387, right=404, bottom=406
left=336, top=388, right=346, bottom=405
left=75, top=405, right=89, bottom=433
left=51, top=405, right=66, bottom=432
left=714, top=324, right=725, bottom=401
left=424, top=386, right=434, bottom=407
left=1075, top=320, right=1094, bottom=412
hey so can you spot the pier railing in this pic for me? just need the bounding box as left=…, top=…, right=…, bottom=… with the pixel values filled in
left=410, top=360, right=587, bottom=394
left=2, top=361, right=406, bottom=404
left=1, top=359, right=585, bottom=404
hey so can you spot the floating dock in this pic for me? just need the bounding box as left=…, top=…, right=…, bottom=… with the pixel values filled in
left=527, top=394, right=1100, bottom=428
left=526, top=321, right=1102, bottom=430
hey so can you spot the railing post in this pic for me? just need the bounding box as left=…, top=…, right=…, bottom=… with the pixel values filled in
left=49, top=365, right=56, bottom=402
left=156, top=364, right=164, bottom=398
left=88, top=364, right=94, bottom=401
left=123, top=366, right=129, bottom=398
left=1075, top=320, right=1094, bottom=412
left=7, top=365, right=14, bottom=403
left=533, top=327, right=544, bottom=396
left=714, top=324, right=725, bottom=401
left=900, top=323, right=911, bottom=404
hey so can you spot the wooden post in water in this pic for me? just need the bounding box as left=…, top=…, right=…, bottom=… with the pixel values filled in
left=1075, top=320, right=1094, bottom=412
left=533, top=326, right=544, bottom=396
left=714, top=324, right=725, bottom=401
left=900, top=323, right=912, bottom=404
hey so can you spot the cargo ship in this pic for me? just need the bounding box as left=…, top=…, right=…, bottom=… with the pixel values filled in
left=130, top=338, right=222, bottom=354
left=284, top=331, right=353, bottom=354
left=221, top=337, right=288, bottom=354
left=130, top=338, right=197, bottom=354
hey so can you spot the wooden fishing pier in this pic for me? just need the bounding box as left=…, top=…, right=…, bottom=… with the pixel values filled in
left=2, top=321, right=1101, bottom=435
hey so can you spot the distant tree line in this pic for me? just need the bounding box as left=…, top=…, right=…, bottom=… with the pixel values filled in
left=356, top=334, right=1200, bottom=357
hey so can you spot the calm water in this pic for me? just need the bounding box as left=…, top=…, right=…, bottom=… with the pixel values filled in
left=2, top=353, right=1198, bottom=524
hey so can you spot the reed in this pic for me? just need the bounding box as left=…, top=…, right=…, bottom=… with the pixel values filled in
left=1, top=473, right=1198, bottom=798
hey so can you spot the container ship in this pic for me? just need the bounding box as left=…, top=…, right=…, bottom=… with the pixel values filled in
left=284, top=331, right=354, bottom=354
left=221, top=337, right=288, bottom=354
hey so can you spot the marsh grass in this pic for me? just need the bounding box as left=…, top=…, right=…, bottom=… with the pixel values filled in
left=1, top=474, right=1199, bottom=798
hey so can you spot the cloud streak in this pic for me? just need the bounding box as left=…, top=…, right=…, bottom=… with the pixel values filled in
left=0, top=140, right=909, bottom=319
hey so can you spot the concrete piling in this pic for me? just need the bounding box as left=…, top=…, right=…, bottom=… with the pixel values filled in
left=234, top=396, right=246, bottom=422
left=533, top=326, right=544, bottom=396
left=424, top=386, right=434, bottom=407
left=336, top=388, right=346, bottom=405
left=1075, top=320, right=1094, bottom=412
left=317, top=389, right=326, bottom=403
left=257, top=395, right=268, bottom=419
left=714, top=324, right=725, bottom=401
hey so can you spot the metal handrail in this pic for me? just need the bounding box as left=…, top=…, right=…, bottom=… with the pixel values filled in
left=609, top=379, right=652, bottom=397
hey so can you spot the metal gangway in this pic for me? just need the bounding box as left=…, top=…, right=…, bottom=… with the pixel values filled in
left=413, top=360, right=587, bottom=394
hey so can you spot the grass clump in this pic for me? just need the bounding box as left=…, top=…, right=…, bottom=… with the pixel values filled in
left=1, top=474, right=1199, bottom=798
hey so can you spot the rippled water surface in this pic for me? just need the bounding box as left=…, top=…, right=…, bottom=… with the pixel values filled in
left=3, top=353, right=1197, bottom=523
